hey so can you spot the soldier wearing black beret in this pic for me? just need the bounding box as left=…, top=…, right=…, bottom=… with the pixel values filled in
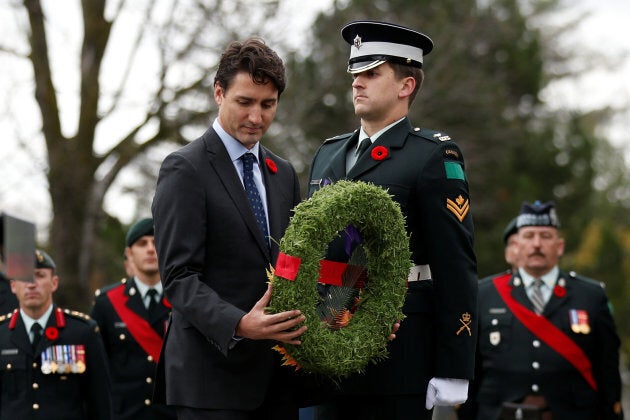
left=307, top=21, right=477, bottom=420
left=90, top=218, right=176, bottom=420
left=0, top=249, right=112, bottom=419
left=465, top=201, right=624, bottom=419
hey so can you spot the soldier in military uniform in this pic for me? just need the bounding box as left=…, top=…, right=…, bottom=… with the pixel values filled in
left=91, top=218, right=175, bottom=420
left=307, top=21, right=477, bottom=420
left=466, top=201, right=623, bottom=419
left=0, top=249, right=112, bottom=419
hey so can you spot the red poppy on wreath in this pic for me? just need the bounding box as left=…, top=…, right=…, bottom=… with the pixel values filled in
left=45, top=326, right=59, bottom=341
left=553, top=285, right=566, bottom=298
left=265, top=158, right=277, bottom=174
left=371, top=146, right=389, bottom=161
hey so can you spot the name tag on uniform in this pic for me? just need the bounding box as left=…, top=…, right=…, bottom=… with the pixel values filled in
left=1, top=348, right=18, bottom=355
left=114, top=322, right=127, bottom=328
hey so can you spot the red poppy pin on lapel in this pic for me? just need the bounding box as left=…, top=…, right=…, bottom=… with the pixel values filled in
left=45, top=326, right=59, bottom=340
left=265, top=158, right=277, bottom=173
left=371, top=146, right=388, bottom=161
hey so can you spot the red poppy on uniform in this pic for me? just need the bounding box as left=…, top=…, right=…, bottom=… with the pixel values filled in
left=45, top=326, right=59, bottom=340
left=266, top=158, right=277, bottom=174
left=371, top=146, right=389, bottom=161
left=553, top=285, right=566, bottom=298
left=162, top=297, right=172, bottom=308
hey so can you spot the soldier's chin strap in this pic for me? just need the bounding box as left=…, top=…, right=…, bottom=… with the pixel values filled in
left=492, top=273, right=597, bottom=391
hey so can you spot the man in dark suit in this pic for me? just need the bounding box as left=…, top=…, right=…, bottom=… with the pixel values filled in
left=0, top=250, right=112, bottom=419
left=152, top=37, right=305, bottom=419
left=91, top=217, right=176, bottom=420
left=307, top=21, right=478, bottom=420
left=467, top=201, right=623, bottom=419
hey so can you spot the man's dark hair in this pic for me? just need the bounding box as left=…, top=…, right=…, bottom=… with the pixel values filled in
left=214, top=37, right=286, bottom=97
left=390, top=62, right=424, bottom=106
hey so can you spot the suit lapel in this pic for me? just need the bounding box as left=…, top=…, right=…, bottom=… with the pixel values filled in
left=326, top=131, right=360, bottom=181
left=510, top=274, right=534, bottom=312
left=203, top=130, right=270, bottom=259
left=347, top=119, right=410, bottom=179
left=543, top=273, right=568, bottom=316
left=10, top=315, right=33, bottom=355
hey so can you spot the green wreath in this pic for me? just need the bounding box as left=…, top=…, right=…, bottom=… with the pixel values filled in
left=268, top=180, right=411, bottom=378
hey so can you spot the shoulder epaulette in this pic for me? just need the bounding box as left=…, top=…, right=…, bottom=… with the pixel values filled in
left=63, top=308, right=92, bottom=322
left=0, top=311, right=13, bottom=324
left=323, top=132, right=354, bottom=144
left=567, top=271, right=604, bottom=289
left=94, top=278, right=127, bottom=297
left=410, top=127, right=453, bottom=142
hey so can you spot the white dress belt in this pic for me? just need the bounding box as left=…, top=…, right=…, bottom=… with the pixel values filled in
left=408, top=264, right=432, bottom=282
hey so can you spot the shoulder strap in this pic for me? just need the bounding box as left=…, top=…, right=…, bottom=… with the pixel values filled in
left=492, top=273, right=597, bottom=390
left=106, top=286, right=163, bottom=361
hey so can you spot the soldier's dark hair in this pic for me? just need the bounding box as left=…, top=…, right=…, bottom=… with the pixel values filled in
left=214, top=37, right=286, bottom=98
left=390, top=62, right=424, bottom=106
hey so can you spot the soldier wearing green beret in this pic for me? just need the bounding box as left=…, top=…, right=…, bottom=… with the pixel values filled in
left=0, top=250, right=112, bottom=419
left=91, top=218, right=176, bottom=420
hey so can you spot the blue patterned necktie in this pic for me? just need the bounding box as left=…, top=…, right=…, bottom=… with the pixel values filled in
left=241, top=153, right=269, bottom=246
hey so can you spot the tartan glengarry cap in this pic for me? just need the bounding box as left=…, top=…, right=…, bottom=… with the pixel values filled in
left=35, top=249, right=56, bottom=269
left=516, top=201, right=560, bottom=229
left=125, top=218, right=154, bottom=247
left=341, top=20, right=434, bottom=74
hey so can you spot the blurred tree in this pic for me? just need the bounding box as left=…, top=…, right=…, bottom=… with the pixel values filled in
left=3, top=0, right=284, bottom=310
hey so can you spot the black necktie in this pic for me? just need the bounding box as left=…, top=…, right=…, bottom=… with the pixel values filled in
left=241, top=153, right=269, bottom=246
left=31, top=322, right=43, bottom=351
left=146, top=289, right=159, bottom=317
left=356, top=138, right=371, bottom=158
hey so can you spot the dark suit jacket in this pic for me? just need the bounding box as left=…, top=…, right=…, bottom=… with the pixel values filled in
left=467, top=270, right=623, bottom=419
left=90, top=277, right=176, bottom=420
left=0, top=305, right=112, bottom=419
left=308, top=118, right=478, bottom=396
left=151, top=127, right=301, bottom=410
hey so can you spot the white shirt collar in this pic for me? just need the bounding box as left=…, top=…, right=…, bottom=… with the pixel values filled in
left=133, top=276, right=162, bottom=299
left=21, top=304, right=54, bottom=333
left=519, top=266, right=559, bottom=289
left=358, top=117, right=405, bottom=146
left=213, top=118, right=260, bottom=163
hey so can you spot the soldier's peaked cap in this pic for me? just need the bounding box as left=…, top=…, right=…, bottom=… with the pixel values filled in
left=341, top=20, right=434, bottom=74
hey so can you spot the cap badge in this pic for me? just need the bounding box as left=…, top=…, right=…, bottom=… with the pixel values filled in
left=456, top=312, right=472, bottom=336
left=353, top=35, right=362, bottom=49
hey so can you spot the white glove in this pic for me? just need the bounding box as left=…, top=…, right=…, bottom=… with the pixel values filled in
left=425, top=377, right=469, bottom=409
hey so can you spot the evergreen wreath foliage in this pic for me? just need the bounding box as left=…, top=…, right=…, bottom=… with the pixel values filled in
left=269, top=180, right=411, bottom=378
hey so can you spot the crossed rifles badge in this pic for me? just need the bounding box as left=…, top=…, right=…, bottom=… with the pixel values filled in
left=456, top=312, right=472, bottom=336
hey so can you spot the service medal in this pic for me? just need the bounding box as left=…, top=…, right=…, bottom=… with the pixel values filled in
left=569, top=309, right=590, bottom=334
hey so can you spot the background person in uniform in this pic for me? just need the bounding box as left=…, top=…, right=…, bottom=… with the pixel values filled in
left=152, top=37, right=305, bottom=419
left=502, top=217, right=520, bottom=273
left=0, top=249, right=112, bottom=419
left=307, top=20, right=478, bottom=420
left=467, top=201, right=623, bottom=419
left=91, top=217, right=176, bottom=420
